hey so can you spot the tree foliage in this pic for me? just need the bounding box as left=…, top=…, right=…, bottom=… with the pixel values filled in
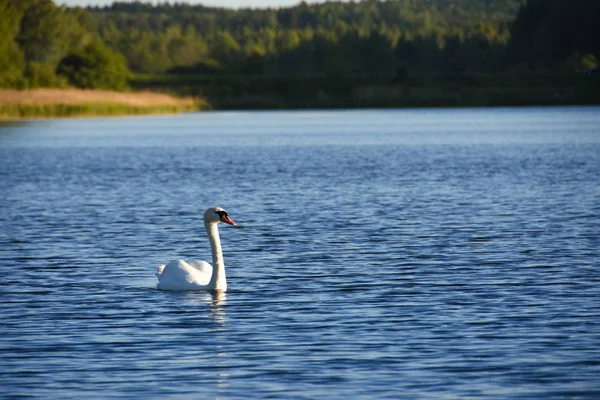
left=16, top=0, right=75, bottom=65
left=57, top=41, right=129, bottom=90
left=509, top=0, right=600, bottom=68
left=0, top=0, right=598, bottom=91
left=0, top=0, right=127, bottom=89
left=0, top=0, right=26, bottom=86
left=84, top=0, right=520, bottom=75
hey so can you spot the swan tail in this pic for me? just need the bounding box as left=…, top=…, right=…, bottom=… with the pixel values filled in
left=156, top=264, right=166, bottom=279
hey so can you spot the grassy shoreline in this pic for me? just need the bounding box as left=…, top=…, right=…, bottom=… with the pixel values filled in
left=3, top=72, right=599, bottom=120
left=0, top=89, right=208, bottom=120
left=132, top=72, right=600, bottom=110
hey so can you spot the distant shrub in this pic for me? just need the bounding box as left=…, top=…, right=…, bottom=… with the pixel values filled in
left=167, top=59, right=222, bottom=75
left=579, top=53, right=598, bottom=72
left=24, top=62, right=69, bottom=88
left=57, top=42, right=130, bottom=90
left=0, top=42, right=24, bottom=88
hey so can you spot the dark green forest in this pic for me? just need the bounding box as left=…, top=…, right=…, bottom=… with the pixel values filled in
left=1, top=0, right=599, bottom=108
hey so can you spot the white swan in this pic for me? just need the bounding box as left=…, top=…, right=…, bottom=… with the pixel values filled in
left=156, top=207, right=237, bottom=291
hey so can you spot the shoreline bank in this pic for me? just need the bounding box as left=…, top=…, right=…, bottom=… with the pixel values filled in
left=132, top=72, right=600, bottom=110
left=0, top=89, right=207, bottom=120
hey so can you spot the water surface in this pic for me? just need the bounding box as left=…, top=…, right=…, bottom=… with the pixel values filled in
left=1, top=107, right=599, bottom=398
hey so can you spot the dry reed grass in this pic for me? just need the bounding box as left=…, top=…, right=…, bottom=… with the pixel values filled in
left=0, top=88, right=208, bottom=119
left=0, top=88, right=198, bottom=107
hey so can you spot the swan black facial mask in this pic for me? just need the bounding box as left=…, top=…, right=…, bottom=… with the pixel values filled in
left=216, top=210, right=236, bottom=226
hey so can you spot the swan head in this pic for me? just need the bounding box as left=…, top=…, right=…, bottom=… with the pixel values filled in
left=204, top=207, right=237, bottom=226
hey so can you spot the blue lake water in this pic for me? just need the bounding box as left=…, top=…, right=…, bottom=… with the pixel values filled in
left=1, top=107, right=599, bottom=398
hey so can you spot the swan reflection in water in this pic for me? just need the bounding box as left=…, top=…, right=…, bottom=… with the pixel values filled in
left=182, top=291, right=229, bottom=391
left=181, top=290, right=228, bottom=328
left=208, top=291, right=228, bottom=391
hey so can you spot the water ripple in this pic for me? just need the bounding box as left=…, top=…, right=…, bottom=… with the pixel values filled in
left=1, top=108, right=600, bottom=398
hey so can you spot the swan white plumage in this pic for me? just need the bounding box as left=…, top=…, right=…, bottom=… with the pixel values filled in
left=156, top=207, right=236, bottom=291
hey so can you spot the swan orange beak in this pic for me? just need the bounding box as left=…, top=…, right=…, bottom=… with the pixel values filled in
left=220, top=215, right=237, bottom=226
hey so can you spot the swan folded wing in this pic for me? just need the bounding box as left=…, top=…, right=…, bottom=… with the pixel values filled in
left=186, top=260, right=212, bottom=274
left=157, top=259, right=212, bottom=290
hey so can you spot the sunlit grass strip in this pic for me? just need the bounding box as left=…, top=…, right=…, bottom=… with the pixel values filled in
left=0, top=89, right=209, bottom=119
left=0, top=103, right=196, bottom=119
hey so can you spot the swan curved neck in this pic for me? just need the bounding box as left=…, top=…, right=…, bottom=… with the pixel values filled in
left=206, top=221, right=227, bottom=291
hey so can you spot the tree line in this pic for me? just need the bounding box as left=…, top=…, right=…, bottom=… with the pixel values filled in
left=0, top=0, right=598, bottom=91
